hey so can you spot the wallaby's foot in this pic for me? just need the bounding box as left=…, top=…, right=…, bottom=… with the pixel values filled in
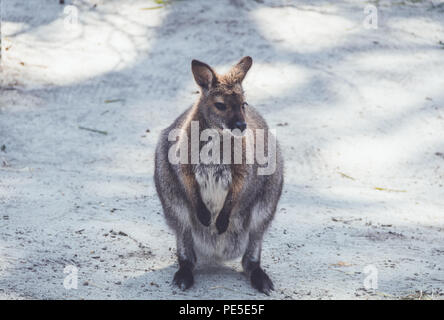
left=250, top=267, right=274, bottom=295
left=173, top=267, right=194, bottom=291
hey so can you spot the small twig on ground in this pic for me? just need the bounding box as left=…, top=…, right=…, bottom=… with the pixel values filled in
left=140, top=6, right=164, bottom=10
left=338, top=171, right=355, bottom=180
left=374, top=187, right=406, bottom=193
left=104, top=99, right=124, bottom=103
left=78, top=126, right=108, bottom=135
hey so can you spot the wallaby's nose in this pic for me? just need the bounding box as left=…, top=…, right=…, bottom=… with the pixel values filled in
left=235, top=121, right=247, bottom=131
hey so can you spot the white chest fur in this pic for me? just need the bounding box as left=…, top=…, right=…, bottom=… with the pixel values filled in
left=195, top=165, right=231, bottom=217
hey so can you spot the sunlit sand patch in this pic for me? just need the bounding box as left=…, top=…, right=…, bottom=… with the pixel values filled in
left=2, top=1, right=168, bottom=87
left=251, top=6, right=356, bottom=53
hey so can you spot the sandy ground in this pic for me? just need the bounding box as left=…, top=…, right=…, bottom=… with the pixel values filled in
left=0, top=0, right=443, bottom=300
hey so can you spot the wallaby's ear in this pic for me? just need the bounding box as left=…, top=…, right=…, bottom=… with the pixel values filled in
left=229, top=56, right=253, bottom=83
left=191, top=60, right=216, bottom=90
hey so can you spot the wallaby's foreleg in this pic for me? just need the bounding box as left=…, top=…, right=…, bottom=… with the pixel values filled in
left=173, top=229, right=196, bottom=290
left=187, top=174, right=211, bottom=227
left=215, top=191, right=234, bottom=234
left=242, top=232, right=274, bottom=295
left=195, top=192, right=211, bottom=227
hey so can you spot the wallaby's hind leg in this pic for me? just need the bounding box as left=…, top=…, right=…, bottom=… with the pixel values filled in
left=242, top=170, right=282, bottom=295
left=242, top=232, right=274, bottom=295
left=173, top=229, right=196, bottom=291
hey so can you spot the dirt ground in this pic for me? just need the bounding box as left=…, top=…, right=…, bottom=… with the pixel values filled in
left=0, top=0, right=443, bottom=299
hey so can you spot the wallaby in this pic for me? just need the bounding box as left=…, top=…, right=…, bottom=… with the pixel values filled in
left=154, top=56, right=283, bottom=295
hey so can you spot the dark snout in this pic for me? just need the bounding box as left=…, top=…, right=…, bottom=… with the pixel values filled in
left=234, top=121, right=247, bottom=131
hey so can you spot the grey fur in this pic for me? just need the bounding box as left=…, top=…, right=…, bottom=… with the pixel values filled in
left=154, top=57, right=284, bottom=294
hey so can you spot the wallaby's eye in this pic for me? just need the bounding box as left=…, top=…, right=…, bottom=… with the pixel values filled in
left=215, top=102, right=227, bottom=111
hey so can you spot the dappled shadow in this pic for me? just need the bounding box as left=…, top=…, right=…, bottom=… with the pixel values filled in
left=123, top=263, right=258, bottom=299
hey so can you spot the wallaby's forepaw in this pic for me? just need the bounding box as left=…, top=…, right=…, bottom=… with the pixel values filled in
left=173, top=267, right=194, bottom=291
left=215, top=213, right=229, bottom=234
left=250, top=267, right=274, bottom=295
left=196, top=204, right=211, bottom=227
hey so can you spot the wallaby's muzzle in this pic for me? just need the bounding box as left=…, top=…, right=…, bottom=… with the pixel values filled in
left=234, top=121, right=247, bottom=131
